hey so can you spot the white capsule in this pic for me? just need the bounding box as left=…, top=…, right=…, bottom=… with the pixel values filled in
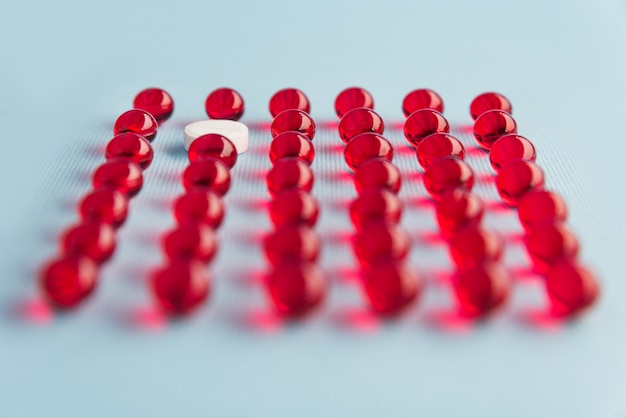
left=184, top=120, right=249, bottom=153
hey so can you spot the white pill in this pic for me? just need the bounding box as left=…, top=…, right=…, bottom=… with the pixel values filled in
left=184, top=120, right=249, bottom=153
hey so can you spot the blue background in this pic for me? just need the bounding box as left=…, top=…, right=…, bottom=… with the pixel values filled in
left=1, top=1, right=626, bottom=417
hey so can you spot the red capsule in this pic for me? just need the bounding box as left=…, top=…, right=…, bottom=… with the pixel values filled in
left=338, top=107, right=384, bottom=143
left=489, top=134, right=536, bottom=171
left=423, top=157, right=474, bottom=201
left=517, top=190, right=568, bottom=230
left=162, top=223, right=218, bottom=263
left=269, top=131, right=315, bottom=165
left=133, top=87, right=174, bottom=122
left=271, top=109, right=316, bottom=140
left=151, top=260, right=210, bottom=315
left=205, top=87, right=244, bottom=120
left=61, top=222, right=116, bottom=265
left=266, top=262, right=325, bottom=317
left=334, top=87, right=374, bottom=119
left=349, top=188, right=403, bottom=230
left=435, top=190, right=485, bottom=237
left=344, top=133, right=393, bottom=171
left=266, top=157, right=314, bottom=197
left=263, top=225, right=320, bottom=266
left=105, top=132, right=154, bottom=170
left=403, top=109, right=449, bottom=147
left=402, top=88, right=444, bottom=117
left=269, top=88, right=310, bottom=118
left=526, top=223, right=580, bottom=273
left=362, top=261, right=421, bottom=315
left=269, top=189, right=319, bottom=228
left=453, top=262, right=510, bottom=317
left=173, top=189, right=224, bottom=228
left=449, top=226, right=504, bottom=269
left=79, top=188, right=128, bottom=228
left=92, top=159, right=143, bottom=197
left=416, top=133, right=465, bottom=169
left=182, top=158, right=231, bottom=196
left=40, top=255, right=98, bottom=308
left=473, top=110, right=517, bottom=150
left=353, top=222, right=410, bottom=267
left=470, top=92, right=512, bottom=120
left=354, top=158, right=402, bottom=194
left=545, top=259, right=599, bottom=317
left=113, top=109, right=158, bottom=141
left=188, top=134, right=238, bottom=168
left=496, top=159, right=545, bottom=206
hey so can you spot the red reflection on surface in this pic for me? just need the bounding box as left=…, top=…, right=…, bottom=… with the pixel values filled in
left=465, top=146, right=489, bottom=156
left=317, top=143, right=345, bottom=154
left=329, top=266, right=361, bottom=283
left=509, top=265, right=541, bottom=282
left=416, top=230, right=446, bottom=245
left=404, top=196, right=435, bottom=208
left=319, top=120, right=339, bottom=130
left=249, top=144, right=271, bottom=155
left=429, top=269, right=454, bottom=285
left=389, top=121, right=406, bottom=131
left=321, top=230, right=354, bottom=244
left=130, top=306, right=167, bottom=331
left=242, top=309, right=284, bottom=333
left=485, top=200, right=512, bottom=213
left=517, top=307, right=565, bottom=330
left=424, top=309, right=474, bottom=333
left=17, top=298, right=54, bottom=324
left=476, top=173, right=496, bottom=184
left=247, top=121, right=272, bottom=131
left=454, top=124, right=474, bottom=134
left=403, top=171, right=425, bottom=182
left=232, top=197, right=270, bottom=211
left=397, top=144, right=417, bottom=155
left=334, top=308, right=380, bottom=333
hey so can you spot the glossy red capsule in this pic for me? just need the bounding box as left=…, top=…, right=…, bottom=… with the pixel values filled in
left=526, top=223, right=580, bottom=273
left=353, top=222, right=410, bottom=267
left=173, top=189, right=224, bottom=228
left=435, top=190, right=485, bottom=237
left=269, top=131, right=315, bottom=165
left=205, top=87, right=244, bottom=120
left=362, top=261, right=421, bottom=316
left=403, top=109, right=449, bottom=147
left=423, top=157, right=474, bottom=201
left=470, top=92, right=512, bottom=120
left=188, top=134, right=238, bottom=168
left=449, top=226, right=504, bottom=269
left=182, top=158, right=231, bottom=196
left=79, top=188, right=129, bottom=228
left=270, top=109, right=316, bottom=140
left=338, top=107, right=384, bottom=143
left=344, top=133, right=393, bottom=171
left=266, top=157, right=314, bottom=197
left=40, top=255, right=98, bottom=308
left=151, top=260, right=210, bottom=315
left=269, top=189, right=319, bottom=228
left=133, top=87, right=174, bottom=122
left=489, top=134, right=536, bottom=171
left=545, top=260, right=599, bottom=317
left=496, top=159, right=545, bottom=206
left=334, top=87, right=374, bottom=119
left=349, top=188, right=403, bottom=230
left=266, top=262, right=325, bottom=317
left=517, top=190, right=568, bottom=230
left=263, top=225, right=320, bottom=266
left=162, top=223, right=218, bottom=263
left=473, top=110, right=517, bottom=150
left=113, top=109, right=158, bottom=141
left=61, top=222, right=116, bottom=265
left=269, top=88, right=311, bottom=117
left=354, top=158, right=402, bottom=194
left=402, top=88, right=444, bottom=117
left=453, top=262, right=510, bottom=317
left=105, top=132, right=154, bottom=170
left=416, top=133, right=465, bottom=169
left=92, top=159, right=143, bottom=197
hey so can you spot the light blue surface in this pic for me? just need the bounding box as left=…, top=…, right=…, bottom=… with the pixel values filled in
left=2, top=1, right=626, bottom=417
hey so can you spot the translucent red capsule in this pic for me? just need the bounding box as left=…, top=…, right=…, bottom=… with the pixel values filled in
left=403, top=109, right=450, bottom=147
left=133, top=87, right=174, bottom=122
left=188, top=134, right=238, bottom=168
left=545, top=259, right=599, bottom=317
left=449, top=226, right=504, bottom=269
left=518, top=190, right=568, bottom=230
left=266, top=262, right=325, bottom=317
left=435, top=190, right=485, bottom=237
left=113, top=109, right=158, bottom=141
left=162, top=223, right=218, bottom=263
left=354, top=158, right=402, bottom=194
left=416, top=133, right=465, bottom=169
left=423, top=157, right=475, bottom=201
left=266, top=157, right=314, bottom=197
left=182, top=158, right=231, bottom=196
left=173, top=189, right=224, bottom=228
left=338, top=107, right=384, bottom=143
left=79, top=188, right=129, bottom=228
left=40, top=255, right=98, bottom=308
left=473, top=110, right=517, bottom=150
left=344, top=133, right=393, bottom=171
left=270, top=109, right=316, bottom=140
left=269, top=189, right=320, bottom=228
left=92, top=159, right=143, bottom=197
left=496, top=159, right=545, bottom=206
left=453, top=262, right=510, bottom=317
left=269, top=131, right=315, bottom=165
left=362, top=261, right=421, bottom=315
left=105, top=132, right=153, bottom=170
left=263, top=225, right=320, bottom=266
left=269, top=88, right=310, bottom=118
left=349, top=188, right=403, bottom=230
left=526, top=223, right=580, bottom=273
left=205, top=87, right=244, bottom=120
left=61, top=222, right=116, bottom=265
left=470, top=92, right=512, bottom=120
left=353, top=222, right=410, bottom=267
left=334, top=87, right=374, bottom=119
left=402, top=88, right=444, bottom=117
left=151, top=260, right=210, bottom=315
left=489, top=134, right=536, bottom=171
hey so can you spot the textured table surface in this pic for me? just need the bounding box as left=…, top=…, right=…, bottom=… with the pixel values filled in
left=1, top=1, right=626, bottom=417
